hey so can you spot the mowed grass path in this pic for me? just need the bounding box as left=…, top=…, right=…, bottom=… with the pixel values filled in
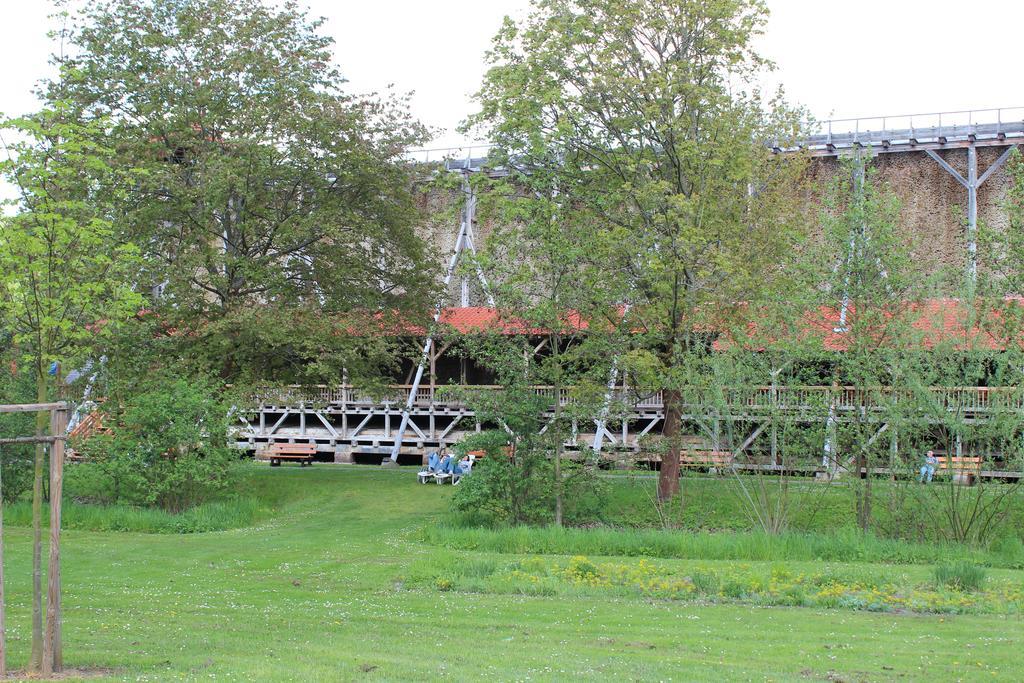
left=0, top=466, right=1020, bottom=681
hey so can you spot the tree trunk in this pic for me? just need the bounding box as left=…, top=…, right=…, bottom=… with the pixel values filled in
left=658, top=388, right=682, bottom=501
left=552, top=334, right=563, bottom=527
left=30, top=369, right=46, bottom=672
left=553, top=442, right=563, bottom=527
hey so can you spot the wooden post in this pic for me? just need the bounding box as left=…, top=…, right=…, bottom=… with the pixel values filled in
left=0, top=437, right=6, bottom=679
left=889, top=428, right=898, bottom=480
left=0, top=401, right=69, bottom=676
left=429, top=345, right=437, bottom=405
left=43, top=405, right=67, bottom=674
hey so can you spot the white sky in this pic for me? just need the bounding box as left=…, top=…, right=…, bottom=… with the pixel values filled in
left=1, top=0, right=1022, bottom=150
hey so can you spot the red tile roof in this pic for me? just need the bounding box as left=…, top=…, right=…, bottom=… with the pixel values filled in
left=715, top=298, right=1023, bottom=352
left=384, top=299, right=1021, bottom=351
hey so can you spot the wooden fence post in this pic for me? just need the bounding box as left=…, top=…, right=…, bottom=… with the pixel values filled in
left=0, top=441, right=6, bottom=679
left=43, top=406, right=67, bottom=674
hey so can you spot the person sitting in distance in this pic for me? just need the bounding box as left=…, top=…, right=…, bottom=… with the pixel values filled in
left=437, top=448, right=452, bottom=473
left=426, top=450, right=441, bottom=473
left=919, top=450, right=937, bottom=483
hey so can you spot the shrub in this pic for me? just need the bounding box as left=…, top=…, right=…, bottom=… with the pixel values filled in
left=933, top=561, right=987, bottom=592
left=451, top=430, right=606, bottom=526
left=451, top=432, right=554, bottom=525
left=0, top=363, right=40, bottom=504
left=69, top=373, right=240, bottom=512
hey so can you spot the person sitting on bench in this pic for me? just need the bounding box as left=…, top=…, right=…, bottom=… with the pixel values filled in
left=426, top=450, right=441, bottom=473
left=919, top=450, right=937, bottom=483
left=435, top=449, right=464, bottom=474
left=437, top=450, right=452, bottom=474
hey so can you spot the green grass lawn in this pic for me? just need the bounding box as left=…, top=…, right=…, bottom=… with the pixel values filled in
left=2, top=465, right=1021, bottom=681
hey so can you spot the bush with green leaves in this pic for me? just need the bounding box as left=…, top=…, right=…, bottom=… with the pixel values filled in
left=0, top=360, right=40, bottom=503
left=68, top=373, right=239, bottom=512
left=451, top=430, right=605, bottom=526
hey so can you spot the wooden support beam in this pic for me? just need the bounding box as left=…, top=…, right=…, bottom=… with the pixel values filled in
left=407, top=418, right=426, bottom=440
left=349, top=413, right=373, bottom=438
left=967, top=144, right=978, bottom=285
left=978, top=143, right=1019, bottom=186
left=0, top=402, right=68, bottom=414
left=733, top=422, right=768, bottom=458
left=438, top=413, right=465, bottom=440
left=637, top=417, right=660, bottom=438
left=313, top=411, right=338, bottom=437
left=863, top=422, right=889, bottom=451
left=0, top=436, right=65, bottom=445
left=43, top=407, right=67, bottom=674
left=925, top=149, right=968, bottom=187
left=266, top=411, right=288, bottom=436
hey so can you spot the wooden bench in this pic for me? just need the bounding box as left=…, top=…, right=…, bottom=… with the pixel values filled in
left=263, top=443, right=317, bottom=467
left=934, top=455, right=982, bottom=485
left=680, top=450, right=734, bottom=470
left=466, top=446, right=514, bottom=459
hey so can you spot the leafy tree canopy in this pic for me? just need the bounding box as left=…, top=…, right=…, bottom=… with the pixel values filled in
left=50, top=0, right=437, bottom=382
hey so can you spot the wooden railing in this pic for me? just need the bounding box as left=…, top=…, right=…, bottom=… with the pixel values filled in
left=251, top=384, right=1024, bottom=414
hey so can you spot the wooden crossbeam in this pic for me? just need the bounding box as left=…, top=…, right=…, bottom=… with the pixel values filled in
left=0, top=402, right=68, bottom=414
left=313, top=411, right=338, bottom=437
left=978, top=143, right=1020, bottom=186
left=732, top=422, right=768, bottom=458
left=438, top=413, right=465, bottom=440
left=349, top=413, right=374, bottom=438
left=925, top=149, right=968, bottom=187
left=0, top=436, right=66, bottom=445
left=266, top=411, right=289, bottom=436
left=407, top=418, right=427, bottom=440
left=637, top=417, right=660, bottom=438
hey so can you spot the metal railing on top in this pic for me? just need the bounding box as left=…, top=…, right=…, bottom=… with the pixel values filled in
left=406, top=107, right=1024, bottom=161
left=403, top=144, right=495, bottom=165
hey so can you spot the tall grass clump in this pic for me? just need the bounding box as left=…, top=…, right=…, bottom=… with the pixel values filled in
left=933, top=561, right=987, bottom=592
left=4, top=497, right=261, bottom=533
left=425, top=524, right=1023, bottom=568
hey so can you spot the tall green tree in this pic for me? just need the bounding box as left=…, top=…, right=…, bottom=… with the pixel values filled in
left=0, top=103, right=143, bottom=673
left=468, top=0, right=808, bottom=500
left=53, top=0, right=435, bottom=385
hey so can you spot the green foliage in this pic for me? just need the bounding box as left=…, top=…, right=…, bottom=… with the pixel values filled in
left=3, top=497, right=259, bottom=534
left=440, top=474, right=1024, bottom=560
left=934, top=561, right=987, bottom=592
left=450, top=435, right=553, bottom=526
left=426, top=523, right=1024, bottom=568
left=565, top=555, right=600, bottom=581
left=0, top=465, right=1018, bottom=678
left=691, top=571, right=720, bottom=596
left=0, top=361, right=39, bottom=504
left=451, top=429, right=606, bottom=526
left=70, top=373, right=240, bottom=512
left=425, top=553, right=1023, bottom=616
left=0, top=103, right=144, bottom=375
left=468, top=0, right=811, bottom=501
left=52, top=0, right=434, bottom=385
